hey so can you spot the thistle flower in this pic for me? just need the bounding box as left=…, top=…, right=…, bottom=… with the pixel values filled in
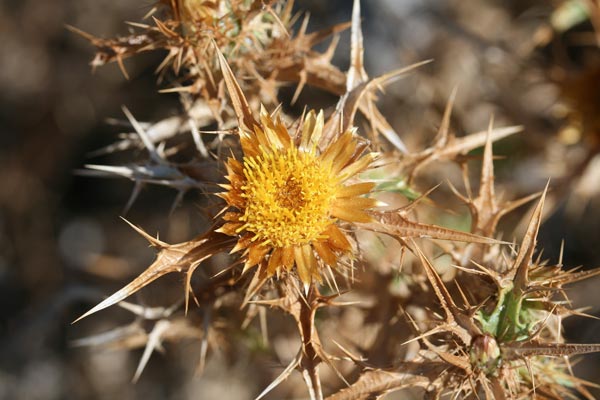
left=218, top=107, right=378, bottom=285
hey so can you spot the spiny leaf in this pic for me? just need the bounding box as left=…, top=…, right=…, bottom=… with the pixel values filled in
left=439, top=125, right=523, bottom=160
left=508, top=182, right=549, bottom=292
left=302, top=21, right=351, bottom=49
left=133, top=319, right=171, bottom=382
left=215, top=42, right=257, bottom=133
left=71, top=322, right=146, bottom=349
left=255, top=350, right=301, bottom=400
left=71, top=315, right=202, bottom=378
left=412, top=241, right=481, bottom=341
left=73, top=225, right=232, bottom=323
left=548, top=267, right=600, bottom=286
left=325, top=364, right=440, bottom=400
left=448, top=118, right=542, bottom=237
left=346, top=0, right=367, bottom=92
left=473, top=118, right=499, bottom=232
left=404, top=124, right=523, bottom=180
left=432, top=86, right=458, bottom=149
left=505, top=341, right=600, bottom=358
left=363, top=210, right=505, bottom=245
left=325, top=60, right=432, bottom=146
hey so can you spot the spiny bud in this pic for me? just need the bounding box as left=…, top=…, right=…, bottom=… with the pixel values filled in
left=469, top=334, right=501, bottom=375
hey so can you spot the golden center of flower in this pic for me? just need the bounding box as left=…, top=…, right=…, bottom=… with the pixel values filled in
left=239, top=147, right=338, bottom=248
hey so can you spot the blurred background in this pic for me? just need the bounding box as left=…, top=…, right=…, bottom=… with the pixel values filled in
left=1, top=0, right=600, bottom=399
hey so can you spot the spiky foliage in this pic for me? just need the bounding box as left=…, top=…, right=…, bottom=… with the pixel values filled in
left=71, top=1, right=600, bottom=399
left=396, top=187, right=600, bottom=399
left=72, top=0, right=412, bottom=212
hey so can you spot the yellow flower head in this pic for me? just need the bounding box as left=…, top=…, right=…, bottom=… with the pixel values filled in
left=219, top=108, right=377, bottom=284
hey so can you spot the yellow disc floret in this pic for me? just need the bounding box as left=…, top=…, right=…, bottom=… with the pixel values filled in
left=238, top=146, right=339, bottom=248
left=219, top=108, right=377, bottom=284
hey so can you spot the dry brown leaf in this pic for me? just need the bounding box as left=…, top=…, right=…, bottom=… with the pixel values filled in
left=74, top=221, right=233, bottom=323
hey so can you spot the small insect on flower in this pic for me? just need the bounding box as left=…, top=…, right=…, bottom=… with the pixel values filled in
left=218, top=107, right=378, bottom=285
